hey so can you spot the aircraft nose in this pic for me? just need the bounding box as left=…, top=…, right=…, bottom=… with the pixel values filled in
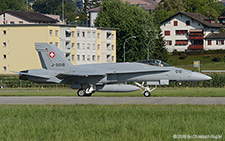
left=191, top=72, right=212, bottom=81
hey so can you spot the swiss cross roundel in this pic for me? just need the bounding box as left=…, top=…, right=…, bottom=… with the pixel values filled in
left=49, top=51, right=55, bottom=58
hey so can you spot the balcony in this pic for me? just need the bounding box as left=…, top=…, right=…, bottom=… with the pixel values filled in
left=189, top=35, right=204, bottom=40
left=189, top=45, right=203, bottom=50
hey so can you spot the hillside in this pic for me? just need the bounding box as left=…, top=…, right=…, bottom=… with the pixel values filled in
left=167, top=53, right=225, bottom=71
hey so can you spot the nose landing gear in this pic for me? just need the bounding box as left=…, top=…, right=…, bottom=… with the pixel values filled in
left=134, top=82, right=157, bottom=97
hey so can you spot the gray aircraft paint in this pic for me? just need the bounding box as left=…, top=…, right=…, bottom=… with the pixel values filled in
left=18, top=43, right=211, bottom=96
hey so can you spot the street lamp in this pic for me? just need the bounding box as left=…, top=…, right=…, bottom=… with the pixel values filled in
left=123, top=36, right=136, bottom=62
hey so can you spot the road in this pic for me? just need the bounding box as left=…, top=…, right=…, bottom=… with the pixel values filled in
left=0, top=96, right=225, bottom=105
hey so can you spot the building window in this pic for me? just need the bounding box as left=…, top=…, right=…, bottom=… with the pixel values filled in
left=112, top=56, right=114, bottom=62
left=208, top=40, right=212, bottom=45
left=66, top=30, right=71, bottom=37
left=72, top=43, right=75, bottom=48
left=166, top=40, right=172, bottom=46
left=82, top=32, right=85, bottom=37
left=55, top=42, right=58, bottom=47
left=186, top=21, right=190, bottom=26
left=3, top=66, right=7, bottom=71
left=55, top=30, right=58, bottom=36
left=97, top=33, right=100, bottom=39
left=97, top=55, right=100, bottom=62
left=77, top=55, right=80, bottom=61
left=3, top=42, right=6, bottom=47
left=87, top=43, right=90, bottom=49
left=92, top=44, right=96, bottom=50
left=112, top=45, right=114, bottom=50
left=217, top=40, right=224, bottom=45
left=72, top=55, right=75, bottom=61
left=3, top=54, right=6, bottom=59
left=174, top=21, right=178, bottom=26
left=92, top=55, right=95, bottom=61
left=211, top=31, right=214, bottom=33
left=175, top=40, right=188, bottom=45
left=87, top=55, right=90, bottom=61
left=82, top=43, right=85, bottom=50
left=87, top=31, right=91, bottom=38
left=92, top=32, right=96, bottom=38
left=72, top=31, right=75, bottom=37
left=77, top=31, right=80, bottom=37
left=164, top=31, right=170, bottom=36
left=49, top=30, right=53, bottom=36
left=112, top=34, right=114, bottom=40
left=97, top=44, right=100, bottom=50
left=175, top=30, right=188, bottom=35
left=82, top=55, right=85, bottom=61
left=3, top=30, right=6, bottom=35
left=50, top=42, right=53, bottom=44
left=77, top=43, right=80, bottom=49
left=106, top=32, right=111, bottom=39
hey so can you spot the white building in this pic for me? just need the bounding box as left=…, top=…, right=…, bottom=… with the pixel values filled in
left=76, top=27, right=117, bottom=65
left=160, top=12, right=225, bottom=52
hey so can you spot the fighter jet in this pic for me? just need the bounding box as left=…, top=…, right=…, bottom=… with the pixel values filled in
left=18, top=43, right=211, bottom=97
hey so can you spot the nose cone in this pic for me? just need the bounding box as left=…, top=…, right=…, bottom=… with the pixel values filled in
left=191, top=72, right=212, bottom=81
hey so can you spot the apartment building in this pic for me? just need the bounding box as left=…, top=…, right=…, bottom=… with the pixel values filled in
left=160, top=12, right=225, bottom=52
left=76, top=27, right=116, bottom=65
left=0, top=25, right=116, bottom=74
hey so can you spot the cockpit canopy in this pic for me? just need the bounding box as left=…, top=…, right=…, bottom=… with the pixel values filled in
left=137, top=59, right=171, bottom=67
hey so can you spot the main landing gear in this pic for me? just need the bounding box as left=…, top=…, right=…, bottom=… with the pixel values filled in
left=77, top=85, right=95, bottom=97
left=134, top=82, right=157, bottom=97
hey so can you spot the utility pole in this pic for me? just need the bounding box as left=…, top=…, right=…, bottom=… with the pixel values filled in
left=62, top=0, right=65, bottom=24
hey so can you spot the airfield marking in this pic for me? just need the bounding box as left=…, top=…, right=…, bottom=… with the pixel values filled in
left=0, top=97, right=225, bottom=105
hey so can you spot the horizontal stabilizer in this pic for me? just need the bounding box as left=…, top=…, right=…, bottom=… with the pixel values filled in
left=19, top=73, right=50, bottom=79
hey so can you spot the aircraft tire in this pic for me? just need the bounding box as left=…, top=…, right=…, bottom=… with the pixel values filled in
left=143, top=91, right=151, bottom=97
left=77, top=89, right=86, bottom=97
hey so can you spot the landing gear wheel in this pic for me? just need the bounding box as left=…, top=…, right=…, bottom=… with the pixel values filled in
left=77, top=89, right=86, bottom=97
left=143, top=91, right=151, bottom=97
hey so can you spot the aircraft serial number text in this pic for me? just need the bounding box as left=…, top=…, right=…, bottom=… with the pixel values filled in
left=51, top=63, right=65, bottom=67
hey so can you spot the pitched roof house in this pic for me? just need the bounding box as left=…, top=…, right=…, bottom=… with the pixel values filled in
left=0, top=10, right=59, bottom=24
left=160, top=12, right=225, bottom=52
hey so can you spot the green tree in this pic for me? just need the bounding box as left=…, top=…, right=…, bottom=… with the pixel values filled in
left=150, top=29, right=169, bottom=62
left=0, top=0, right=25, bottom=12
left=154, top=0, right=186, bottom=24
left=184, top=0, right=225, bottom=20
left=95, top=0, right=162, bottom=62
left=32, top=0, right=76, bottom=15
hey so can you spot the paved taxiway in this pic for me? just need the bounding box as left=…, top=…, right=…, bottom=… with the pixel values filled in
left=0, top=97, right=225, bottom=105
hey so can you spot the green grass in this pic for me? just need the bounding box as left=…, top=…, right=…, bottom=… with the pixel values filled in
left=0, top=87, right=225, bottom=97
left=167, top=54, right=225, bottom=71
left=0, top=105, right=224, bottom=140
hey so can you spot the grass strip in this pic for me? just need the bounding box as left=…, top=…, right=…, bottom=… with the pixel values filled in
left=0, top=105, right=224, bottom=140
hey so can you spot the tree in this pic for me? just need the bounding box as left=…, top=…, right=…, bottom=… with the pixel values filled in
left=149, top=29, right=169, bottom=62
left=183, top=0, right=225, bottom=20
left=154, top=0, right=186, bottom=24
left=0, top=0, right=25, bottom=12
left=95, top=0, right=162, bottom=62
left=32, top=0, right=76, bottom=15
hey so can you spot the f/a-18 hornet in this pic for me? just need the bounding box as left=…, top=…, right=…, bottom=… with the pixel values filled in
left=18, top=43, right=211, bottom=97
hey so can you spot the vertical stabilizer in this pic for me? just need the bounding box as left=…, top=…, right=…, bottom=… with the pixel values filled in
left=35, top=43, right=73, bottom=70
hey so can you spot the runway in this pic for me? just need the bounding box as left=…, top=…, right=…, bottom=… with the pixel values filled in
left=0, top=96, right=225, bottom=105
